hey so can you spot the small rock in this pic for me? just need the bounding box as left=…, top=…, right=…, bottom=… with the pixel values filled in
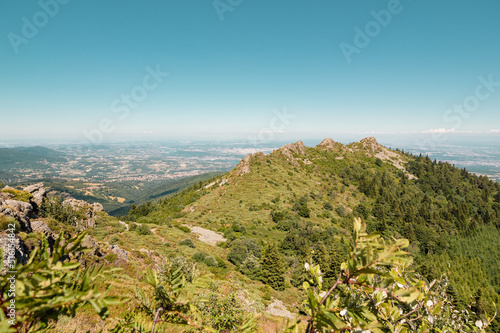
left=108, top=244, right=128, bottom=262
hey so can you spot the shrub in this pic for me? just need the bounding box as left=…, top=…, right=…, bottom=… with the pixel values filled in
left=136, top=224, right=151, bottom=235
left=175, top=225, right=191, bottom=233
left=192, top=252, right=207, bottom=262
left=336, top=205, right=347, bottom=217
left=1, top=188, right=32, bottom=202
left=104, top=253, right=118, bottom=263
left=204, top=256, right=218, bottom=267
left=239, top=255, right=261, bottom=280
left=180, top=238, right=196, bottom=248
left=323, top=202, right=333, bottom=211
left=108, top=235, right=120, bottom=245
left=215, top=256, right=227, bottom=269
left=196, top=283, right=245, bottom=331
left=0, top=215, right=20, bottom=232
left=0, top=232, right=119, bottom=331
left=227, top=238, right=262, bottom=267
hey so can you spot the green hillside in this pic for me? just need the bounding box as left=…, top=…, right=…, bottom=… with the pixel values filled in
left=127, top=137, right=500, bottom=331
left=0, top=146, right=66, bottom=170
left=13, top=172, right=222, bottom=217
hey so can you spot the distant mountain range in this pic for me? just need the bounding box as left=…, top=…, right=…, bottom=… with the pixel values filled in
left=0, top=146, right=66, bottom=170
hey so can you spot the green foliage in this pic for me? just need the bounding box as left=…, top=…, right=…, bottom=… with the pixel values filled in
left=323, top=202, right=333, bottom=211
left=197, top=282, right=245, bottom=331
left=104, top=252, right=118, bottom=263
left=336, top=205, right=347, bottom=217
left=0, top=232, right=121, bottom=332
left=287, top=218, right=497, bottom=333
left=180, top=238, right=196, bottom=248
left=135, top=259, right=201, bottom=331
left=227, top=238, right=262, bottom=267
left=0, top=216, right=20, bottom=233
left=260, top=244, right=286, bottom=291
left=1, top=188, right=32, bottom=202
left=239, top=255, right=261, bottom=280
left=40, top=197, right=84, bottom=227
left=136, top=224, right=151, bottom=235
left=175, top=224, right=191, bottom=233
left=293, top=196, right=311, bottom=218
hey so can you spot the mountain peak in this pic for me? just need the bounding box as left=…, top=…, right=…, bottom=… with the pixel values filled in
left=281, top=141, right=306, bottom=155
left=318, top=137, right=335, bottom=147
left=358, top=137, right=383, bottom=152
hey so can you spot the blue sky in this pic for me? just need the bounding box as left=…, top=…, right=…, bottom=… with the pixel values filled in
left=1, top=0, right=499, bottom=143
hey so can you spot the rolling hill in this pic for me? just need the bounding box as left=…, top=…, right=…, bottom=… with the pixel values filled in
left=126, top=136, right=500, bottom=331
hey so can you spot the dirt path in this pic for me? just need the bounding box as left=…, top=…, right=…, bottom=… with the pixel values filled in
left=118, top=220, right=129, bottom=231
left=150, top=228, right=166, bottom=242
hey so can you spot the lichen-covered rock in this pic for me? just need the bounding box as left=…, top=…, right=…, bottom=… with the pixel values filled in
left=92, top=203, right=104, bottom=212
left=31, top=220, right=54, bottom=236
left=62, top=198, right=99, bottom=229
left=0, top=192, right=14, bottom=202
left=234, top=152, right=264, bottom=176
left=276, top=141, right=306, bottom=168
left=0, top=199, right=33, bottom=232
left=108, top=244, right=128, bottom=262
left=30, top=220, right=57, bottom=246
left=82, top=235, right=102, bottom=257
left=0, top=232, right=28, bottom=274
left=24, top=183, right=46, bottom=211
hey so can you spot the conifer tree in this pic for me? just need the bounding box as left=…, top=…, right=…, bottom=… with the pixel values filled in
left=260, top=244, right=286, bottom=291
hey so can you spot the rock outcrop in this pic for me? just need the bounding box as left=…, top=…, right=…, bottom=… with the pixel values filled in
left=62, top=198, right=101, bottom=229
left=0, top=199, right=33, bottom=232
left=234, top=152, right=264, bottom=176
left=31, top=220, right=57, bottom=245
left=317, top=138, right=336, bottom=150
left=82, top=235, right=102, bottom=257
left=276, top=141, right=307, bottom=168
left=24, top=183, right=46, bottom=210
left=108, top=244, right=128, bottom=263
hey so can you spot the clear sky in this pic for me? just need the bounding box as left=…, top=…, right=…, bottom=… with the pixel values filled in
left=1, top=0, right=499, bottom=143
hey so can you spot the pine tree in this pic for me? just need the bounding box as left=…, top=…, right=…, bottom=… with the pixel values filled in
left=260, top=244, right=286, bottom=291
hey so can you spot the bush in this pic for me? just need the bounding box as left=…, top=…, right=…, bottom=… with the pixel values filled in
left=136, top=224, right=151, bottom=235
left=323, top=202, right=333, bottom=211
left=239, top=255, right=261, bottom=280
left=197, top=283, right=245, bottom=331
left=108, top=235, right=120, bottom=245
left=180, top=238, right=196, bottom=248
left=104, top=253, right=118, bottom=263
left=0, top=215, right=20, bottom=232
left=215, top=256, right=227, bottom=269
left=204, top=256, right=218, bottom=267
left=227, top=238, right=262, bottom=267
left=192, top=252, right=207, bottom=262
left=175, top=225, right=191, bottom=233
left=336, top=205, right=347, bottom=217
left=1, top=188, right=32, bottom=202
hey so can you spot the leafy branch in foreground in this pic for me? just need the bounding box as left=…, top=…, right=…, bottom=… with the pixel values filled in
left=286, top=218, right=497, bottom=333
left=0, top=232, right=122, bottom=332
